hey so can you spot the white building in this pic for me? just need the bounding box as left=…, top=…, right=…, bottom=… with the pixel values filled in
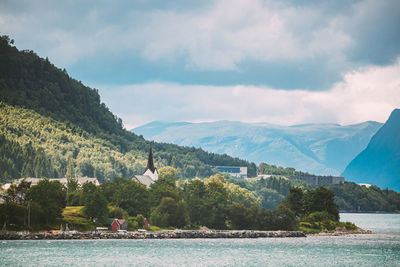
left=132, top=146, right=158, bottom=187
left=212, top=166, right=248, bottom=179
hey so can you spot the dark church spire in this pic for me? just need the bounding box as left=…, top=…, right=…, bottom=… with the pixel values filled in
left=145, top=144, right=156, bottom=173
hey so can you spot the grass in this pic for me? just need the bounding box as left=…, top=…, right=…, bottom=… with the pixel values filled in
left=62, top=206, right=93, bottom=231
left=148, top=225, right=175, bottom=231
left=298, top=220, right=359, bottom=234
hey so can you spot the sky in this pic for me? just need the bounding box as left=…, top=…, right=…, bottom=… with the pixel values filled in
left=1, top=0, right=400, bottom=129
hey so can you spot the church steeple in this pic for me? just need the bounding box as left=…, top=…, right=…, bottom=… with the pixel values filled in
left=145, top=144, right=156, bottom=173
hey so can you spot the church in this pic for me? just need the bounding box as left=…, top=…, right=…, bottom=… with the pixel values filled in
left=132, top=145, right=158, bottom=187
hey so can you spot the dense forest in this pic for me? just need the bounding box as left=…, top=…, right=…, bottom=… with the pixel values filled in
left=329, top=182, right=400, bottom=212
left=246, top=164, right=400, bottom=212
left=0, top=35, right=256, bottom=182
left=0, top=134, right=56, bottom=182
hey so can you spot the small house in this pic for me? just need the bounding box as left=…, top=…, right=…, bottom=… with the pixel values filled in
left=111, top=219, right=128, bottom=231
left=144, top=218, right=150, bottom=229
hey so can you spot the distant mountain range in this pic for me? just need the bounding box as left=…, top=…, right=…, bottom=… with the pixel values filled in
left=342, top=109, right=400, bottom=191
left=133, top=120, right=382, bottom=176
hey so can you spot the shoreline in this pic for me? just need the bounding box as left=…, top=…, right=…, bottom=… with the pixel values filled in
left=309, top=228, right=373, bottom=236
left=0, top=229, right=374, bottom=240
left=1, top=230, right=306, bottom=240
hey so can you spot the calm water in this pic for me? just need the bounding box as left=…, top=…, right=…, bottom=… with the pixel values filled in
left=1, top=213, right=399, bottom=267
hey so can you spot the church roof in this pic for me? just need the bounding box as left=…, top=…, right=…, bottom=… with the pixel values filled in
left=144, top=145, right=156, bottom=174
left=133, top=175, right=154, bottom=188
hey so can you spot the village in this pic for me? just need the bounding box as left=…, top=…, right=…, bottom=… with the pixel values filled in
left=0, top=145, right=352, bottom=237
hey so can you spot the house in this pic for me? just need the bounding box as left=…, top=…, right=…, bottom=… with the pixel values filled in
left=16, top=177, right=100, bottom=187
left=144, top=218, right=150, bottom=229
left=111, top=219, right=128, bottom=231
left=132, top=145, right=158, bottom=187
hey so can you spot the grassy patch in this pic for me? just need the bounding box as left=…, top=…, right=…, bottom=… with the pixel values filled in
left=62, top=206, right=93, bottom=231
left=148, top=225, right=175, bottom=231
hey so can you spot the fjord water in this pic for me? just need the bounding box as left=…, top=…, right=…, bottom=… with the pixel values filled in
left=1, top=214, right=399, bottom=267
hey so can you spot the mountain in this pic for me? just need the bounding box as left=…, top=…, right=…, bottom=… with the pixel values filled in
left=342, top=109, right=400, bottom=191
left=0, top=35, right=257, bottom=182
left=133, top=120, right=382, bottom=176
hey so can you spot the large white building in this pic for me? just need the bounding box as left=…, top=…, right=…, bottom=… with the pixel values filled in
left=212, top=166, right=248, bottom=179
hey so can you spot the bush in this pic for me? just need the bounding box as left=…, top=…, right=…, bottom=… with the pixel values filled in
left=149, top=209, right=168, bottom=227
left=109, top=207, right=129, bottom=219
left=305, top=211, right=336, bottom=223
left=337, top=221, right=357, bottom=231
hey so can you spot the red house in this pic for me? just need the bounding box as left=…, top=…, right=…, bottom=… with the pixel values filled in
left=111, top=219, right=128, bottom=231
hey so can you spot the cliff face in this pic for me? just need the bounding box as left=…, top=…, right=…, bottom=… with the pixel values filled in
left=342, top=109, right=400, bottom=191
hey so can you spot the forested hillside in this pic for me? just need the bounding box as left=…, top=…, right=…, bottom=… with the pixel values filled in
left=0, top=36, right=256, bottom=182
left=0, top=134, right=56, bottom=182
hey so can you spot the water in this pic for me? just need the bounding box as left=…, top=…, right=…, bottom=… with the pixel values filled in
left=1, top=213, right=399, bottom=266
left=341, top=213, right=400, bottom=235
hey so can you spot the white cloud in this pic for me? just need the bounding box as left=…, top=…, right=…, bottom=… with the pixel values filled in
left=99, top=58, right=400, bottom=129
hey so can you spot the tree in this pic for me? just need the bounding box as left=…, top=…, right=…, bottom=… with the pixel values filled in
left=183, top=179, right=208, bottom=226
left=150, top=197, right=176, bottom=227
left=149, top=171, right=179, bottom=207
left=109, top=207, right=129, bottom=219
left=26, top=179, right=66, bottom=225
left=4, top=179, right=31, bottom=204
left=258, top=188, right=284, bottom=210
left=286, top=187, right=304, bottom=218
left=304, top=187, right=339, bottom=221
left=271, top=204, right=297, bottom=230
left=204, top=176, right=229, bottom=229
left=175, top=200, right=190, bottom=228
left=81, top=182, right=109, bottom=222
left=101, top=178, right=150, bottom=217
left=228, top=202, right=251, bottom=230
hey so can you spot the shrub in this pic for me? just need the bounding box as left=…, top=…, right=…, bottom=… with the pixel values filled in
left=109, top=207, right=129, bottom=219
left=305, top=211, right=335, bottom=223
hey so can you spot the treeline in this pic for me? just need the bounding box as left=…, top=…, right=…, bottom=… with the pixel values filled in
left=329, top=182, right=400, bottom=212
left=227, top=176, right=309, bottom=210
left=0, top=35, right=257, bottom=180
left=0, top=179, right=66, bottom=228
left=257, top=162, right=400, bottom=213
left=0, top=167, right=344, bottom=232
left=72, top=168, right=296, bottom=230
left=0, top=135, right=56, bottom=183
left=258, top=162, right=311, bottom=177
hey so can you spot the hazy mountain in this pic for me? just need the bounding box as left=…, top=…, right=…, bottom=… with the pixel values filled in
left=342, top=109, right=400, bottom=191
left=133, top=120, right=382, bottom=176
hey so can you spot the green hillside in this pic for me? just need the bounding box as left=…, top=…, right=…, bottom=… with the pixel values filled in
left=0, top=35, right=256, bottom=182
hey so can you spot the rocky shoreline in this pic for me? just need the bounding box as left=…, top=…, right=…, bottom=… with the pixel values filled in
left=0, top=230, right=306, bottom=240
left=310, top=227, right=373, bottom=236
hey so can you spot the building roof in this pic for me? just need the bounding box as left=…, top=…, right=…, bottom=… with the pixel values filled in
left=111, top=218, right=126, bottom=225
left=133, top=175, right=154, bottom=188
left=17, top=177, right=100, bottom=186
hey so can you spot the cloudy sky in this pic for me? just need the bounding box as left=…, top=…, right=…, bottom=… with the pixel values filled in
left=1, top=0, right=400, bottom=129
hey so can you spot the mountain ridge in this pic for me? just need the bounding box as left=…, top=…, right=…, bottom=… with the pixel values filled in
left=133, top=120, right=382, bottom=176
left=342, top=108, right=400, bottom=191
